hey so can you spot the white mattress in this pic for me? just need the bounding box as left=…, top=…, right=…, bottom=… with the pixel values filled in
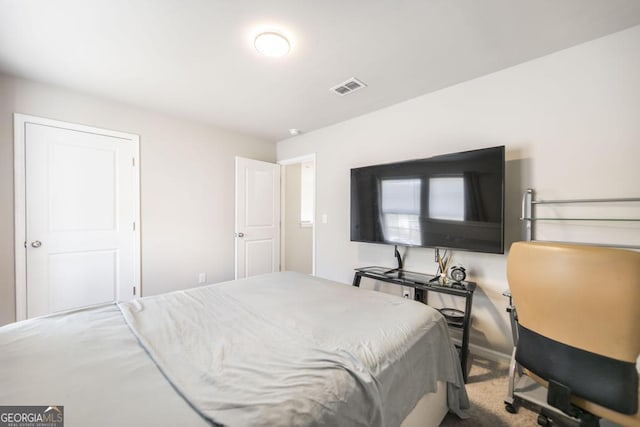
left=0, top=271, right=468, bottom=426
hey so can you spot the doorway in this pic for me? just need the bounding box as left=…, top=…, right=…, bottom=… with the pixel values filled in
left=279, top=154, right=316, bottom=275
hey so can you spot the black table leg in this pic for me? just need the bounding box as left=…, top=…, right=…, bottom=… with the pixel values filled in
left=460, top=291, right=474, bottom=382
left=352, top=273, right=362, bottom=287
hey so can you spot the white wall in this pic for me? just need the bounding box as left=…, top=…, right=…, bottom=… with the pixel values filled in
left=277, top=26, right=640, bottom=357
left=0, top=74, right=276, bottom=326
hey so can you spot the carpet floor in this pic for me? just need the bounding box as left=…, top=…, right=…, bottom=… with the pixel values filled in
left=440, top=356, right=540, bottom=426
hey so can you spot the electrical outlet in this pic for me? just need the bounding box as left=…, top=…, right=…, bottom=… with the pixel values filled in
left=198, top=272, right=207, bottom=284
left=403, top=289, right=411, bottom=299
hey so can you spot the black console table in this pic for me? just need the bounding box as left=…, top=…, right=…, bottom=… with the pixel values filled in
left=352, top=266, right=476, bottom=383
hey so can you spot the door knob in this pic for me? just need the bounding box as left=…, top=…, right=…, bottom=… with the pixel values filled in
left=235, top=232, right=245, bottom=238
left=31, top=240, right=42, bottom=248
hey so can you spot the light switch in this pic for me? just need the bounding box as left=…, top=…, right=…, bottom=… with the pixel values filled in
left=321, top=214, right=328, bottom=224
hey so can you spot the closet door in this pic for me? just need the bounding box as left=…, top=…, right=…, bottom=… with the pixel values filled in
left=17, top=115, right=140, bottom=319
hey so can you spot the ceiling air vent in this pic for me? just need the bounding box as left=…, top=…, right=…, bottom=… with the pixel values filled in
left=330, top=77, right=367, bottom=96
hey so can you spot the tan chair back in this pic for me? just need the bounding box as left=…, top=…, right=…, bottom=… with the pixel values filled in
left=507, top=241, right=640, bottom=363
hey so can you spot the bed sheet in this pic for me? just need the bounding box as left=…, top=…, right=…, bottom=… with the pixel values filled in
left=0, top=271, right=468, bottom=426
left=120, top=272, right=468, bottom=426
left=0, top=304, right=210, bottom=427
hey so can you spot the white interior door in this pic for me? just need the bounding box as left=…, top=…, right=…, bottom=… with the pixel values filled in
left=17, top=116, right=140, bottom=319
left=235, top=157, right=280, bottom=279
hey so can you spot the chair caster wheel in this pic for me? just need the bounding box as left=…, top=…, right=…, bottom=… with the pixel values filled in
left=505, top=403, right=518, bottom=414
left=537, top=414, right=550, bottom=426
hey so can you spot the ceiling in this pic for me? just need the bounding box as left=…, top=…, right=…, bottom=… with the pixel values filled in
left=1, top=1, right=639, bottom=142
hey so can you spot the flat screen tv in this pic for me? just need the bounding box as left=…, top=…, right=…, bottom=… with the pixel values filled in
left=350, top=146, right=505, bottom=254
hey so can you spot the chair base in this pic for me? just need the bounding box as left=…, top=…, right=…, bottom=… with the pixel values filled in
left=505, top=366, right=605, bottom=427
left=537, top=407, right=600, bottom=427
left=505, top=370, right=581, bottom=426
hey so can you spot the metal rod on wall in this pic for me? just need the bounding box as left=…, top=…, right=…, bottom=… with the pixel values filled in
left=532, top=197, right=640, bottom=205
left=521, top=189, right=533, bottom=242
left=520, top=188, right=640, bottom=249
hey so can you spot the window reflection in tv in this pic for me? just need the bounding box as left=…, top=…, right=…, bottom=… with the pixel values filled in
left=380, top=178, right=422, bottom=246
left=429, top=176, right=465, bottom=221
left=350, top=146, right=505, bottom=254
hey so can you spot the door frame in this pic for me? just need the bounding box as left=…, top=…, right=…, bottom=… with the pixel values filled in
left=278, top=153, right=316, bottom=275
left=13, top=114, right=141, bottom=321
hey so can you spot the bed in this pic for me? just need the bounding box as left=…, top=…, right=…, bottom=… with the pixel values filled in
left=0, top=271, right=468, bottom=426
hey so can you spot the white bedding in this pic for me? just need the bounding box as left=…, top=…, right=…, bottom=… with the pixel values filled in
left=0, top=271, right=468, bottom=426
left=0, top=304, right=208, bottom=427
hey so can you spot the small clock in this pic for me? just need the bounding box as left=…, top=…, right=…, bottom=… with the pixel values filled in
left=449, top=266, right=466, bottom=283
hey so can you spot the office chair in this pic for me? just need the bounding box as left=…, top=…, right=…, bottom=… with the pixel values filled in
left=506, top=242, right=640, bottom=427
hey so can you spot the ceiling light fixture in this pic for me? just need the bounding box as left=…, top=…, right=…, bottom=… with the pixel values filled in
left=254, top=32, right=290, bottom=57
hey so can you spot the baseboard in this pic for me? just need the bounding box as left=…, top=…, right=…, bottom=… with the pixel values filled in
left=469, top=343, right=511, bottom=364
left=451, top=338, right=511, bottom=365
